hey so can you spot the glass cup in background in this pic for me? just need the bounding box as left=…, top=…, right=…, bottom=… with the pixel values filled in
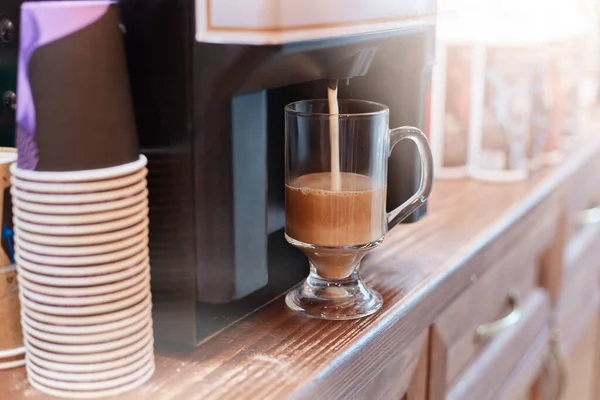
left=284, top=99, right=434, bottom=320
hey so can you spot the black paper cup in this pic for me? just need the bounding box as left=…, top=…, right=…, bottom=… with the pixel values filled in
left=16, top=1, right=138, bottom=172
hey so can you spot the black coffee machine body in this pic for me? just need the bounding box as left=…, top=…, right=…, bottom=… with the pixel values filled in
left=0, top=0, right=18, bottom=147
left=120, top=0, right=436, bottom=348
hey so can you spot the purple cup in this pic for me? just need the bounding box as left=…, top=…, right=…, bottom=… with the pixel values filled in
left=17, top=1, right=138, bottom=172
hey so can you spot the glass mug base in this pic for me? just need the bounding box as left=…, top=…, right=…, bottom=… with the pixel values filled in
left=285, top=234, right=384, bottom=320
left=285, top=271, right=383, bottom=320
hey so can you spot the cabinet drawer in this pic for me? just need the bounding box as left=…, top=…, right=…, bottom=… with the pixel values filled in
left=494, top=327, right=549, bottom=400
left=444, top=290, right=550, bottom=400
left=565, top=153, right=600, bottom=239
left=562, top=222, right=600, bottom=294
left=431, top=257, right=540, bottom=395
left=354, top=331, right=428, bottom=400
left=540, top=197, right=600, bottom=305
left=556, top=249, right=600, bottom=349
left=429, top=231, right=552, bottom=400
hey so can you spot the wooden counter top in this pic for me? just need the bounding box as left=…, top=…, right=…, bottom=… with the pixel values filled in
left=3, top=128, right=600, bottom=400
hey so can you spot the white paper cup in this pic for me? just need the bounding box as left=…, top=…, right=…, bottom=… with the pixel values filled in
left=11, top=179, right=147, bottom=205
left=0, top=345, right=25, bottom=370
left=27, top=361, right=154, bottom=391
left=23, top=321, right=152, bottom=354
left=16, top=236, right=149, bottom=266
left=11, top=155, right=147, bottom=183
left=27, top=363, right=154, bottom=399
left=27, top=362, right=154, bottom=397
left=12, top=168, right=147, bottom=194
left=16, top=228, right=149, bottom=257
left=16, top=251, right=149, bottom=277
left=20, top=293, right=151, bottom=326
left=27, top=350, right=153, bottom=382
left=22, top=314, right=151, bottom=345
left=13, top=189, right=148, bottom=215
left=14, top=207, right=147, bottom=235
left=24, top=329, right=152, bottom=364
left=13, top=198, right=148, bottom=225
left=18, top=268, right=148, bottom=297
left=16, top=258, right=149, bottom=287
left=26, top=339, right=153, bottom=373
left=0, top=358, right=25, bottom=370
left=0, top=149, right=17, bottom=163
left=15, top=218, right=148, bottom=247
left=21, top=286, right=149, bottom=317
left=0, top=346, right=25, bottom=358
left=19, top=275, right=150, bottom=307
left=21, top=303, right=151, bottom=336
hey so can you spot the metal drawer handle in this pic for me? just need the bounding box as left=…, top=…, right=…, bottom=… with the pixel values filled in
left=475, top=289, right=522, bottom=342
left=580, top=206, right=600, bottom=225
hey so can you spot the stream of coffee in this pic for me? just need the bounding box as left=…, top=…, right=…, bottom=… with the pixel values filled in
left=285, top=82, right=387, bottom=279
left=328, top=80, right=341, bottom=192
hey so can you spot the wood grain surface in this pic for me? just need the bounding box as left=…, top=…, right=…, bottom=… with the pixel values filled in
left=353, top=331, right=427, bottom=400
left=1, top=127, right=600, bottom=400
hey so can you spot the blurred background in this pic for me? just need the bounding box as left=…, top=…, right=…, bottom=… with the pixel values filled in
left=429, top=0, right=600, bottom=182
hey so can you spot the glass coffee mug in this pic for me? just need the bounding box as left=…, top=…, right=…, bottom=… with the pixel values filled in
left=284, top=99, right=433, bottom=319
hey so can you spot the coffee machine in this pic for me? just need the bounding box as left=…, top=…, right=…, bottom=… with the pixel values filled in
left=120, top=0, right=436, bottom=348
left=0, top=1, right=17, bottom=147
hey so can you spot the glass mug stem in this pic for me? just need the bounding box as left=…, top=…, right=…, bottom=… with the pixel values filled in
left=284, top=99, right=434, bottom=320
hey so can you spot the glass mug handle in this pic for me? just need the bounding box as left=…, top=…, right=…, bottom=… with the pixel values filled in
left=387, top=126, right=434, bottom=229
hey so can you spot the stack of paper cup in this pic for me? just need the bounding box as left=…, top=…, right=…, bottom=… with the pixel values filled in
left=13, top=0, right=153, bottom=395
left=10, top=156, right=154, bottom=398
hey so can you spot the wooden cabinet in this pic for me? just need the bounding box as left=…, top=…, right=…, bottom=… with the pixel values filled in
left=540, top=145, right=600, bottom=307
left=428, top=197, right=556, bottom=400
left=427, top=133, right=600, bottom=400
left=429, top=252, right=549, bottom=400
left=557, top=228, right=600, bottom=400
left=442, top=291, right=550, bottom=400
